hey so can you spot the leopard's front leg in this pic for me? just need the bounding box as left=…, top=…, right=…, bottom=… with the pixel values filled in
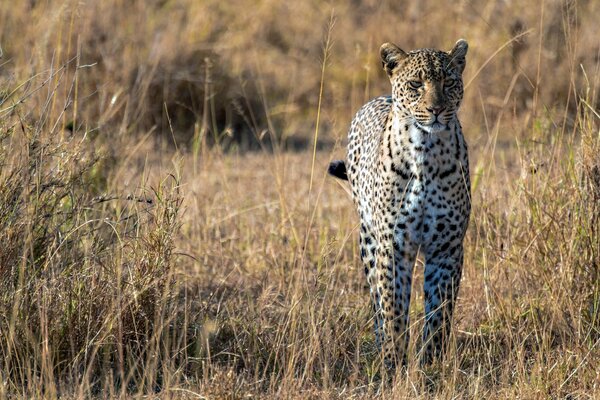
left=373, top=178, right=417, bottom=369
left=421, top=241, right=464, bottom=365
left=375, top=240, right=417, bottom=368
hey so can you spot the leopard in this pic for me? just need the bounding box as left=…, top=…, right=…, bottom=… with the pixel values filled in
left=328, top=39, right=471, bottom=368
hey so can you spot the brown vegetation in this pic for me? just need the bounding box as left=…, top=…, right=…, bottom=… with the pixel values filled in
left=0, top=0, right=598, bottom=398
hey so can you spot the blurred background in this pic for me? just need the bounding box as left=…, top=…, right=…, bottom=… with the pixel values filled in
left=1, top=0, right=598, bottom=150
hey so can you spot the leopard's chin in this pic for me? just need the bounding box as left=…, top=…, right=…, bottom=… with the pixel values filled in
left=416, top=121, right=447, bottom=133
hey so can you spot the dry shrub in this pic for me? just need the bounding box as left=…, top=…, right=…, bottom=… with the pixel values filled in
left=128, top=49, right=269, bottom=149
left=0, top=85, right=184, bottom=395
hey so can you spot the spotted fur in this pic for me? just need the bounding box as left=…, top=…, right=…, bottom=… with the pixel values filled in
left=329, top=40, right=471, bottom=367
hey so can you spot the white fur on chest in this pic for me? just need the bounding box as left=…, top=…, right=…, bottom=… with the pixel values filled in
left=393, top=121, right=460, bottom=246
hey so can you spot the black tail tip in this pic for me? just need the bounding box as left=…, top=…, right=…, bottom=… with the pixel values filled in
left=328, top=160, right=348, bottom=180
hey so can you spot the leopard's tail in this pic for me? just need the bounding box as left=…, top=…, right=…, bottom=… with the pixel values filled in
left=328, top=160, right=348, bottom=181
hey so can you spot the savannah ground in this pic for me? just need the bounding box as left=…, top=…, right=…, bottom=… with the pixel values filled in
left=0, top=0, right=599, bottom=398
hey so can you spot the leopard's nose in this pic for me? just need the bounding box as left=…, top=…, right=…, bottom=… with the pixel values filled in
left=427, top=106, right=445, bottom=115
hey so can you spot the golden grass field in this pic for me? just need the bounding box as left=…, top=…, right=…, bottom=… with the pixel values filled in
left=0, top=0, right=599, bottom=398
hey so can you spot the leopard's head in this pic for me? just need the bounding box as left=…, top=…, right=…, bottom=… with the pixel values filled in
left=380, top=39, right=468, bottom=133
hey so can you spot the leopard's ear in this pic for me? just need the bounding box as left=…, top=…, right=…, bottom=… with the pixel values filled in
left=380, top=43, right=407, bottom=77
left=448, top=39, right=468, bottom=74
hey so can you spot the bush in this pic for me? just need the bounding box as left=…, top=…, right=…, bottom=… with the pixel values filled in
left=0, top=79, right=184, bottom=395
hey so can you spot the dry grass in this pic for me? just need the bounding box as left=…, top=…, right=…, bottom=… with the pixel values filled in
left=0, top=0, right=599, bottom=398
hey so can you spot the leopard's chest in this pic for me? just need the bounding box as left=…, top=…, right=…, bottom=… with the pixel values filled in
left=390, top=123, right=467, bottom=247
left=400, top=174, right=464, bottom=247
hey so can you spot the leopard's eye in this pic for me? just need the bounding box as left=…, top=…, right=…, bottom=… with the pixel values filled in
left=444, top=78, right=456, bottom=88
left=408, top=80, right=422, bottom=90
